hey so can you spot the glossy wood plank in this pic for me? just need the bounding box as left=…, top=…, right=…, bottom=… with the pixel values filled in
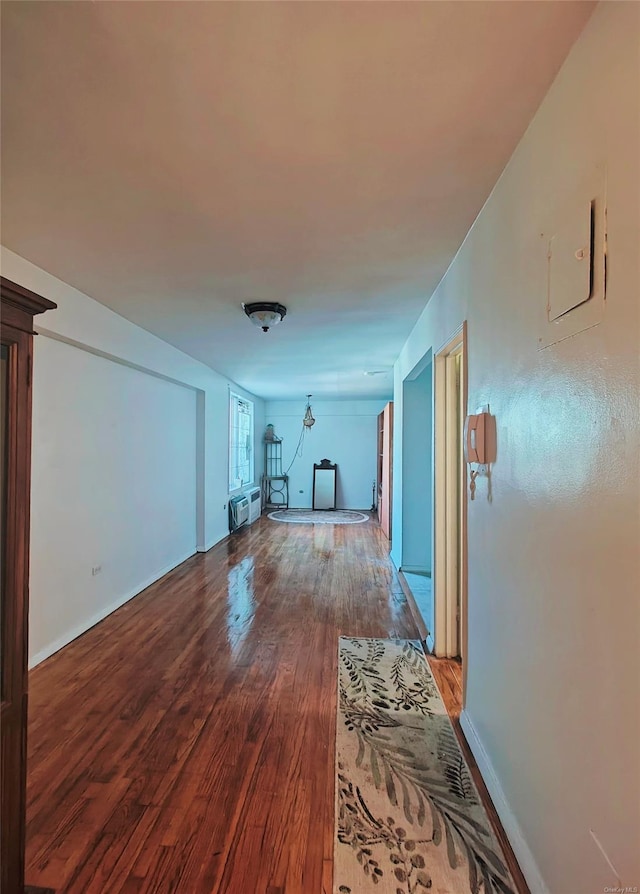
left=427, top=654, right=463, bottom=719
left=25, top=517, right=526, bottom=893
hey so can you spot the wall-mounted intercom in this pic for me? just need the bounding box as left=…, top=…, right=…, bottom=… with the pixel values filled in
left=464, top=411, right=488, bottom=465
left=464, top=406, right=496, bottom=501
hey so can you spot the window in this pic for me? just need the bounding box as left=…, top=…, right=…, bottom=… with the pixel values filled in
left=229, top=392, right=254, bottom=491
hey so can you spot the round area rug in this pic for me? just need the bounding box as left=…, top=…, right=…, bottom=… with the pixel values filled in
left=268, top=509, right=369, bottom=525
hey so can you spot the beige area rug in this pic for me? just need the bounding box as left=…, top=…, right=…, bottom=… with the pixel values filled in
left=268, top=509, right=369, bottom=524
left=334, top=638, right=516, bottom=894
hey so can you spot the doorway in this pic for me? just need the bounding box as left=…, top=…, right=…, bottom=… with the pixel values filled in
left=400, top=354, right=433, bottom=640
left=433, top=325, right=467, bottom=680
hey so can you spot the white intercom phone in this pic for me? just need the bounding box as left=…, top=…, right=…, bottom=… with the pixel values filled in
left=464, top=411, right=488, bottom=465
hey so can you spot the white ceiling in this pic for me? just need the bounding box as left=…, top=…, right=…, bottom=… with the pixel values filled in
left=1, top=1, right=594, bottom=400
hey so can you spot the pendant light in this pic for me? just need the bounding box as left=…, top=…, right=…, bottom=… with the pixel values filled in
left=303, top=395, right=315, bottom=428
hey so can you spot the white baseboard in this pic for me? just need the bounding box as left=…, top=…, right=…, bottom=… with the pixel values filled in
left=28, top=549, right=196, bottom=669
left=397, top=570, right=428, bottom=642
left=400, top=565, right=432, bottom=576
left=197, top=539, right=217, bottom=553
left=460, top=709, right=549, bottom=894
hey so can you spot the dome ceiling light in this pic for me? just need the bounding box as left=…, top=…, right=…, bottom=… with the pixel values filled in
left=243, top=301, right=287, bottom=332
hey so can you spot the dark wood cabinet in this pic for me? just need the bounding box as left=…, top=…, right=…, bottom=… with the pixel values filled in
left=1, top=278, right=56, bottom=894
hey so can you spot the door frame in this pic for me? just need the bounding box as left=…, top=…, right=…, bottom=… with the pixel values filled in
left=433, top=322, right=468, bottom=672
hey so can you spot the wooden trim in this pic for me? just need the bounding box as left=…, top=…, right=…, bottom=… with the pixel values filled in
left=433, top=323, right=466, bottom=662
left=1, top=303, right=40, bottom=335
left=0, top=277, right=57, bottom=319
left=459, top=331, right=469, bottom=702
left=1, top=279, right=56, bottom=894
left=384, top=402, right=393, bottom=539
left=377, top=401, right=393, bottom=539
left=433, top=351, right=447, bottom=656
left=1, top=324, right=32, bottom=894
left=444, top=351, right=458, bottom=656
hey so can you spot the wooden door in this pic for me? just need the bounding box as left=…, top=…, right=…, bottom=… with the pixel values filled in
left=1, top=278, right=56, bottom=894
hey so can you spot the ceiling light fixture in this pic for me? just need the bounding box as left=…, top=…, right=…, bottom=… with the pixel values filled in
left=303, top=395, right=315, bottom=428
left=243, top=301, right=287, bottom=332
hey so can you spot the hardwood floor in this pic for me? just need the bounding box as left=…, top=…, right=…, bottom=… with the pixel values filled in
left=426, top=654, right=463, bottom=720
left=25, top=516, right=523, bottom=894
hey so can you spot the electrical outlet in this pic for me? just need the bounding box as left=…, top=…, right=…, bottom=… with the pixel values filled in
left=223, top=503, right=227, bottom=510
left=91, top=565, right=102, bottom=577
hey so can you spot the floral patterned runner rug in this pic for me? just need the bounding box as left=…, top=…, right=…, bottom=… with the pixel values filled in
left=334, top=638, right=516, bottom=894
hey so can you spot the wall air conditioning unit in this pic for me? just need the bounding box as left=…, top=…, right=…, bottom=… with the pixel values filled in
left=246, top=486, right=262, bottom=524
left=229, top=494, right=249, bottom=532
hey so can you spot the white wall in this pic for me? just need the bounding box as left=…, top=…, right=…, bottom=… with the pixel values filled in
left=264, top=399, right=387, bottom=509
left=393, top=4, right=639, bottom=892
left=30, top=338, right=197, bottom=664
left=0, top=247, right=264, bottom=666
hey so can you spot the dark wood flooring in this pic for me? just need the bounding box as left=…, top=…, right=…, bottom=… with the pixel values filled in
left=25, top=515, right=525, bottom=893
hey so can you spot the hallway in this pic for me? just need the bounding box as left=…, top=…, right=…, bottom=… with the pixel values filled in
left=25, top=517, right=512, bottom=893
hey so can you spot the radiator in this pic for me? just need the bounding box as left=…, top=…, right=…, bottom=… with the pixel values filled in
left=246, top=486, right=262, bottom=523
left=229, top=495, right=249, bottom=531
